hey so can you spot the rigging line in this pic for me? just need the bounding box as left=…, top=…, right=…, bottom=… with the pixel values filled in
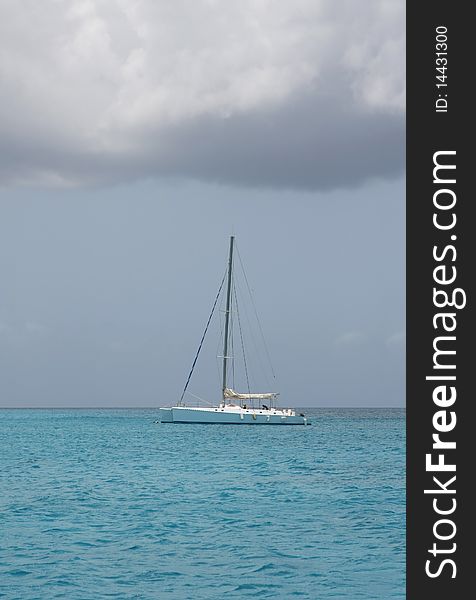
left=179, top=269, right=227, bottom=404
left=184, top=391, right=215, bottom=406
left=215, top=353, right=222, bottom=389
left=235, top=276, right=271, bottom=390
left=230, top=292, right=235, bottom=389
left=233, top=280, right=251, bottom=395
left=235, top=243, right=277, bottom=380
left=215, top=289, right=225, bottom=387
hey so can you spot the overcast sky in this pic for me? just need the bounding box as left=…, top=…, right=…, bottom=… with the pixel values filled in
left=0, top=0, right=405, bottom=407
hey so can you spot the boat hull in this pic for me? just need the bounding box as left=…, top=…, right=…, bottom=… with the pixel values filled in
left=159, top=408, right=173, bottom=423
left=159, top=406, right=308, bottom=425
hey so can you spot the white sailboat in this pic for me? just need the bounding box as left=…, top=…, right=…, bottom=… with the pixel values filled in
left=160, top=236, right=308, bottom=425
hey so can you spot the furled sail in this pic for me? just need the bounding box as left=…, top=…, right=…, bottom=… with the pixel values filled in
left=224, top=387, right=277, bottom=400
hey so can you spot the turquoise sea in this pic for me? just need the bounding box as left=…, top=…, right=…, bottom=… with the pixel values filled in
left=0, top=408, right=405, bottom=599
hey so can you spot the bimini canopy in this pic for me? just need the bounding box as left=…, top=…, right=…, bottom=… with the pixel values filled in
left=224, top=387, right=278, bottom=400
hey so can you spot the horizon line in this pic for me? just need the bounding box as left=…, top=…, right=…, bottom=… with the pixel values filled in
left=0, top=405, right=406, bottom=410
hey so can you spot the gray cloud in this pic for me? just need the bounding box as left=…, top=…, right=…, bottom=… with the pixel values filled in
left=0, top=0, right=404, bottom=190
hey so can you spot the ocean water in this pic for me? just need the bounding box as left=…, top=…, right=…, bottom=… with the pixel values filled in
left=0, top=408, right=405, bottom=599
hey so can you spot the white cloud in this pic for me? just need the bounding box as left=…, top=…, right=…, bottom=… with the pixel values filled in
left=334, top=331, right=367, bottom=347
left=0, top=0, right=405, bottom=188
left=0, top=321, right=48, bottom=347
left=386, top=331, right=405, bottom=347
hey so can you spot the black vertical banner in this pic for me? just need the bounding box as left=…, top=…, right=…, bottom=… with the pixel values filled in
left=407, top=2, right=472, bottom=598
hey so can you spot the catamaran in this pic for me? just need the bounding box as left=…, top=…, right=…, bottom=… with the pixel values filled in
left=160, top=236, right=308, bottom=425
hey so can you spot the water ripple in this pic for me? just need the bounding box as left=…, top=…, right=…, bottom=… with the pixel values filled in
left=0, top=408, right=405, bottom=599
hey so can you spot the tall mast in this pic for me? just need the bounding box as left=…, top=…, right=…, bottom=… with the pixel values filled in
left=222, top=236, right=234, bottom=400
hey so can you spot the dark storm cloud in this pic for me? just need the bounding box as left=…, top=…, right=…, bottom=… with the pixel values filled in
left=153, top=85, right=404, bottom=190
left=0, top=81, right=404, bottom=191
